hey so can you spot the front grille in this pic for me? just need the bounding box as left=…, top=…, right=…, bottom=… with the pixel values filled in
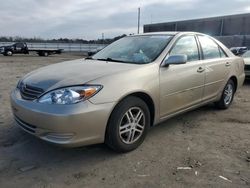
left=245, top=64, right=250, bottom=71
left=19, top=82, right=44, bottom=100
left=15, top=116, right=37, bottom=134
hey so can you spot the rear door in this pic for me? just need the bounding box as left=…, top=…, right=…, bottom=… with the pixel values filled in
left=159, top=35, right=205, bottom=117
left=196, top=35, right=231, bottom=101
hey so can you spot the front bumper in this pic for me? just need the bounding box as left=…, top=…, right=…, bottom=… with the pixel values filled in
left=10, top=89, right=115, bottom=147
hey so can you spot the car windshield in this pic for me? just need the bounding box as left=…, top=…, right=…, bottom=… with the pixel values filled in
left=242, top=50, right=250, bottom=58
left=92, top=35, right=173, bottom=64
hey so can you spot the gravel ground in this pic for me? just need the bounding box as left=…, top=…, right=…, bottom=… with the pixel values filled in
left=0, top=53, right=249, bottom=188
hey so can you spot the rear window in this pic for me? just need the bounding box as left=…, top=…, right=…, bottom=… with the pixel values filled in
left=198, top=36, right=221, bottom=60
left=219, top=47, right=227, bottom=58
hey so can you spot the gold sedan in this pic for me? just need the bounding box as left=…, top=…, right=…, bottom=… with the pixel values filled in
left=11, top=32, right=245, bottom=152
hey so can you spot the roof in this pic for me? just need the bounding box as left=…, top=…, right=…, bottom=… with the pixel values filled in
left=137, top=32, right=179, bottom=36
left=135, top=31, right=207, bottom=36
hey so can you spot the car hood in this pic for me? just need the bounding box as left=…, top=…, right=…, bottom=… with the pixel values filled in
left=244, top=58, right=250, bottom=65
left=22, top=59, right=140, bottom=91
left=0, top=45, right=11, bottom=48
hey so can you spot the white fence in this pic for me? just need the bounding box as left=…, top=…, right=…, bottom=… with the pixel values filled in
left=0, top=42, right=107, bottom=52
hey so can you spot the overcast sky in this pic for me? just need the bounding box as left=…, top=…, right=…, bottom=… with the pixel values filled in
left=0, top=0, right=249, bottom=39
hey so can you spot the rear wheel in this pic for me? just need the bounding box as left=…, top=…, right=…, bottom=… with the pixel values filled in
left=105, top=96, right=150, bottom=153
left=38, top=52, right=49, bottom=56
left=44, top=52, right=49, bottom=57
left=215, top=79, right=235, bottom=109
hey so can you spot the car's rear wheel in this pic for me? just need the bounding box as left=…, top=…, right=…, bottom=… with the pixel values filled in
left=105, top=96, right=150, bottom=153
left=44, top=52, right=49, bottom=57
left=215, top=79, right=235, bottom=109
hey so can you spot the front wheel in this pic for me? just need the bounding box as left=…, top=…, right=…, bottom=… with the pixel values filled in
left=215, top=79, right=235, bottom=109
left=105, top=96, right=150, bottom=153
left=5, top=51, right=13, bottom=56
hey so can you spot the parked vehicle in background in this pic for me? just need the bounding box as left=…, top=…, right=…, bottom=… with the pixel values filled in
left=87, top=46, right=104, bottom=56
left=0, top=42, right=63, bottom=56
left=0, top=42, right=29, bottom=56
left=230, top=46, right=248, bottom=56
left=11, top=32, right=245, bottom=152
left=242, top=50, right=250, bottom=78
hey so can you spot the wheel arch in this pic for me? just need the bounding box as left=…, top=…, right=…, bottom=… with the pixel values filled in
left=106, top=92, right=156, bottom=130
left=104, top=92, right=155, bottom=152
left=128, top=92, right=155, bottom=127
left=229, top=76, right=238, bottom=91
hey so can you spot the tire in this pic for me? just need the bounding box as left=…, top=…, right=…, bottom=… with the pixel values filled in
left=105, top=96, right=150, bottom=153
left=215, top=79, right=235, bottom=109
left=38, top=52, right=49, bottom=56
left=6, top=51, right=13, bottom=56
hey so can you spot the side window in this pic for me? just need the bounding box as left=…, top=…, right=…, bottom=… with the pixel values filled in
left=198, top=36, right=221, bottom=59
left=16, top=43, right=23, bottom=48
left=170, top=36, right=199, bottom=62
left=219, top=47, right=227, bottom=58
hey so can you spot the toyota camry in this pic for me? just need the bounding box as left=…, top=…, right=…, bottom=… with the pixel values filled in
left=11, top=32, right=245, bottom=152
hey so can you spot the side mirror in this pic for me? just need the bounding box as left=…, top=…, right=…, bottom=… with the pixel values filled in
left=162, top=54, right=187, bottom=66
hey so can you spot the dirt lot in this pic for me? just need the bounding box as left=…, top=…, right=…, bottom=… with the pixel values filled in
left=0, top=53, right=249, bottom=188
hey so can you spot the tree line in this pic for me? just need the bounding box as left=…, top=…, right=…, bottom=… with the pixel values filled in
left=0, top=34, right=127, bottom=44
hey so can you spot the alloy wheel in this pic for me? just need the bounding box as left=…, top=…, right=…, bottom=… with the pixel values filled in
left=119, top=107, right=145, bottom=144
left=224, top=83, right=233, bottom=105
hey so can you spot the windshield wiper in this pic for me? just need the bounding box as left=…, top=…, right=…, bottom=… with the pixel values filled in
left=96, top=57, right=126, bottom=63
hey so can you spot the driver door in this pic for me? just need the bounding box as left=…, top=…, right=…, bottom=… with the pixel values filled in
left=159, top=35, right=205, bottom=118
left=14, top=43, right=23, bottom=53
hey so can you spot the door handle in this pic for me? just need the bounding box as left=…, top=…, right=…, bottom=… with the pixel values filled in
left=197, top=67, right=205, bottom=73
left=225, top=62, right=231, bottom=67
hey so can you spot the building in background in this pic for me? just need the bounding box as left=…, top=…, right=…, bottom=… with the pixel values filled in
left=144, top=13, right=250, bottom=48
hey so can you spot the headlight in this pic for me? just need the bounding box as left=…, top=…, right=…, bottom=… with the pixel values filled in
left=17, top=79, right=22, bottom=89
left=38, top=85, right=102, bottom=104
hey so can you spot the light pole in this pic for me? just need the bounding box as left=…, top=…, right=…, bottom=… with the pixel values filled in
left=137, top=7, right=140, bottom=34
left=102, top=33, right=104, bottom=44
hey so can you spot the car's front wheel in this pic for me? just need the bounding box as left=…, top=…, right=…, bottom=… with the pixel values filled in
left=5, top=51, right=13, bottom=56
left=215, top=79, right=235, bottom=109
left=105, top=96, right=150, bottom=153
